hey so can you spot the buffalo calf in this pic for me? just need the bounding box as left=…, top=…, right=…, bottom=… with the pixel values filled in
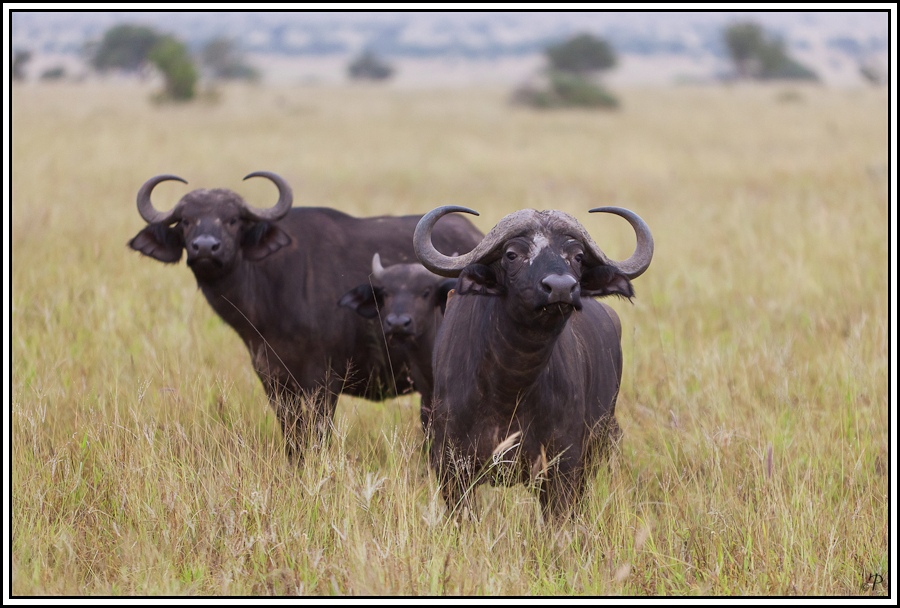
left=339, top=253, right=458, bottom=431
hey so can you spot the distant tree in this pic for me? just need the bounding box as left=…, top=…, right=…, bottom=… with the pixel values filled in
left=512, top=32, right=619, bottom=110
left=723, top=22, right=766, bottom=79
left=12, top=49, right=32, bottom=81
left=201, top=36, right=260, bottom=81
left=545, top=32, right=617, bottom=75
left=87, top=24, right=198, bottom=101
left=347, top=51, right=394, bottom=81
left=89, top=24, right=163, bottom=73
left=148, top=36, right=198, bottom=101
left=40, top=66, right=67, bottom=81
left=723, top=21, right=818, bottom=81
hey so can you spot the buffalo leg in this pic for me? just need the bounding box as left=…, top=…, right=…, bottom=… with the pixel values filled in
left=271, top=393, right=312, bottom=463
left=267, top=381, right=337, bottom=464
left=539, top=464, right=585, bottom=520
left=431, top=442, right=478, bottom=519
left=587, top=414, right=622, bottom=472
left=419, top=394, right=433, bottom=436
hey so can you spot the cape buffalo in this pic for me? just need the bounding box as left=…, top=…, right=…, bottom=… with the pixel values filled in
left=414, top=205, right=653, bottom=519
left=128, top=172, right=483, bottom=461
left=338, top=253, right=459, bottom=432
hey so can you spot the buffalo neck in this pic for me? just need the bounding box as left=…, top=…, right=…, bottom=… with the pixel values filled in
left=384, top=323, right=434, bottom=396
left=195, top=257, right=310, bottom=343
left=477, top=298, right=568, bottom=408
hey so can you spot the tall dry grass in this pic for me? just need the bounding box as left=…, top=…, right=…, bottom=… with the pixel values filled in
left=10, top=81, right=889, bottom=596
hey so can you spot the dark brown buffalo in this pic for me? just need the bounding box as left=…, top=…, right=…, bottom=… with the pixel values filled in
left=414, top=205, right=653, bottom=519
left=128, top=172, right=483, bottom=461
left=338, top=253, right=461, bottom=432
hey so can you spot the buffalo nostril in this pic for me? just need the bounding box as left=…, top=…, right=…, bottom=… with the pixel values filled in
left=191, top=235, right=221, bottom=255
left=541, top=274, right=578, bottom=303
left=542, top=274, right=577, bottom=292
left=386, top=313, right=413, bottom=331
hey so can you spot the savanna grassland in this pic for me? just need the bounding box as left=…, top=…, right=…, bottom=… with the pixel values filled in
left=10, top=81, right=889, bottom=597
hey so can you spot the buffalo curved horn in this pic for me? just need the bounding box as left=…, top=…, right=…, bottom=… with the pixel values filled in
left=585, top=207, right=654, bottom=279
left=371, top=252, right=386, bottom=280
left=240, top=171, right=293, bottom=222
left=136, top=174, right=189, bottom=225
left=414, top=206, right=544, bottom=278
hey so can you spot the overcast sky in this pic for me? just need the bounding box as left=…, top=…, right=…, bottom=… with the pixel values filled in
left=9, top=8, right=890, bottom=35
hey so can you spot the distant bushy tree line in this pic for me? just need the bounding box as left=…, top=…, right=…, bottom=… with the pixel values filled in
left=18, top=19, right=873, bottom=100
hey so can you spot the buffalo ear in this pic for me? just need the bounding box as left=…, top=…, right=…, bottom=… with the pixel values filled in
left=128, top=224, right=183, bottom=264
left=435, top=279, right=457, bottom=313
left=243, top=222, right=291, bottom=262
left=457, top=264, right=506, bottom=296
left=338, top=285, right=383, bottom=319
left=581, top=265, right=635, bottom=299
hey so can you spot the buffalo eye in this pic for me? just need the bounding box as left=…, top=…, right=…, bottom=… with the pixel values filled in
left=505, top=251, right=518, bottom=261
left=228, top=217, right=238, bottom=226
left=573, top=253, right=584, bottom=263
left=421, top=288, right=432, bottom=298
